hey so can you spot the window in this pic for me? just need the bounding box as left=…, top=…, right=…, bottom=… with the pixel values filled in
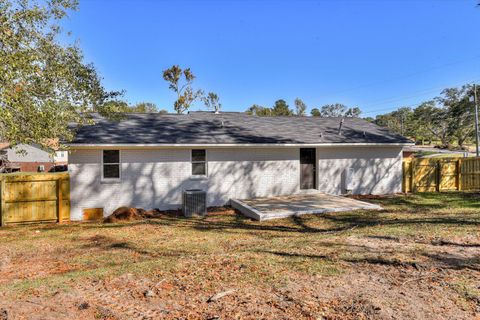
left=191, top=149, right=207, bottom=176
left=103, top=150, right=120, bottom=179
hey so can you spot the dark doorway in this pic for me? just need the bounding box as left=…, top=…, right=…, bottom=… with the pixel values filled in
left=300, top=148, right=316, bottom=189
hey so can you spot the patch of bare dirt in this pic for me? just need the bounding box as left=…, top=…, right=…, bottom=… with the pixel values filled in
left=280, top=265, right=478, bottom=320
left=348, top=194, right=402, bottom=200
left=344, top=234, right=480, bottom=272
left=1, top=210, right=478, bottom=319
left=0, top=246, right=83, bottom=286
left=104, top=207, right=173, bottom=223
left=103, top=207, right=147, bottom=223
left=2, top=262, right=478, bottom=320
left=104, top=206, right=236, bottom=222
left=3, top=231, right=480, bottom=320
left=205, top=206, right=236, bottom=215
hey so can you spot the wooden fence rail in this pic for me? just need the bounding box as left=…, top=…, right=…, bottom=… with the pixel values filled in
left=403, top=157, right=480, bottom=193
left=0, top=173, right=70, bottom=226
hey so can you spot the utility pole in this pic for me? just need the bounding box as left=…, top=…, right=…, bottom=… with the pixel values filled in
left=474, top=84, right=479, bottom=157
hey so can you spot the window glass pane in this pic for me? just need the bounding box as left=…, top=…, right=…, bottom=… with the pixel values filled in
left=103, top=150, right=119, bottom=163
left=192, top=163, right=206, bottom=175
left=104, top=164, right=120, bottom=178
left=191, top=149, right=206, bottom=162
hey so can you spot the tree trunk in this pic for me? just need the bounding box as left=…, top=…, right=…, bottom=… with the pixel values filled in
left=457, top=136, right=466, bottom=150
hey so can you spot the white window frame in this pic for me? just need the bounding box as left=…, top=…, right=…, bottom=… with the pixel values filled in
left=101, top=149, right=121, bottom=181
left=190, top=149, right=208, bottom=178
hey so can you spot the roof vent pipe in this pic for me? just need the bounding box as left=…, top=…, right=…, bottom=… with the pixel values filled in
left=338, top=118, right=345, bottom=135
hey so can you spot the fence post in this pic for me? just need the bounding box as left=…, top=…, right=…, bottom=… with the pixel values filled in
left=1, top=178, right=6, bottom=227
left=457, top=158, right=462, bottom=191
left=436, top=160, right=441, bottom=192
left=411, top=158, right=416, bottom=193
left=409, top=159, right=413, bottom=193
left=57, top=178, right=62, bottom=224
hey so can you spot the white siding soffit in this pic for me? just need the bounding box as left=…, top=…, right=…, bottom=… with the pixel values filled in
left=67, top=142, right=414, bottom=149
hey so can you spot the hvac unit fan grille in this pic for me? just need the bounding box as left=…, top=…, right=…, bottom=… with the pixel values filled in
left=182, top=189, right=207, bottom=217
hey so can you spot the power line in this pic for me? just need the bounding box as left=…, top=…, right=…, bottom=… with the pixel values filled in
left=362, top=104, right=480, bottom=117
left=324, top=54, right=480, bottom=97
left=360, top=80, right=480, bottom=116
left=361, top=102, right=424, bottom=116
left=359, top=78, right=480, bottom=109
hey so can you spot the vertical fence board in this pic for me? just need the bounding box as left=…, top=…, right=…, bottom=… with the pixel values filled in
left=0, top=179, right=5, bottom=226
left=457, top=159, right=462, bottom=191
left=0, top=173, right=70, bottom=226
left=403, top=160, right=412, bottom=193
left=60, top=178, right=70, bottom=223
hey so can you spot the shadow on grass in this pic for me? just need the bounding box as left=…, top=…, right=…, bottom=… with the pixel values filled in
left=367, top=235, right=401, bottom=242
left=259, top=250, right=331, bottom=260
left=431, top=240, right=480, bottom=248
left=422, top=253, right=480, bottom=271
left=22, top=193, right=480, bottom=245
left=259, top=248, right=480, bottom=272
left=344, top=257, right=421, bottom=269
left=78, top=234, right=188, bottom=258
left=259, top=248, right=423, bottom=269
left=362, top=192, right=480, bottom=210
left=80, top=208, right=480, bottom=237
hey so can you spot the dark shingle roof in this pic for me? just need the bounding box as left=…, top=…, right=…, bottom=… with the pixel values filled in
left=70, top=112, right=412, bottom=145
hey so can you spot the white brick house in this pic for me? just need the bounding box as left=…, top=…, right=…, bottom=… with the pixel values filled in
left=68, top=112, right=412, bottom=220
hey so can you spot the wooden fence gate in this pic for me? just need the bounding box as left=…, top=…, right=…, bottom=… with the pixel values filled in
left=403, top=157, right=480, bottom=193
left=0, top=173, right=70, bottom=226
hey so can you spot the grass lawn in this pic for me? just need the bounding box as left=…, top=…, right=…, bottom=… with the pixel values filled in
left=0, top=192, right=479, bottom=319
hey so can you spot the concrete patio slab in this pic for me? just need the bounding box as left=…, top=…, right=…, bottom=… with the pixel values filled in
left=231, top=193, right=382, bottom=221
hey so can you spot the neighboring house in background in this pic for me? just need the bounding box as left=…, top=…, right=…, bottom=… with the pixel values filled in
left=0, top=143, right=10, bottom=173
left=67, top=111, right=413, bottom=221
left=0, top=143, right=68, bottom=173
left=402, top=148, right=417, bottom=159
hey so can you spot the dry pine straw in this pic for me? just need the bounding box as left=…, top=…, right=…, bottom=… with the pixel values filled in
left=0, top=192, right=478, bottom=319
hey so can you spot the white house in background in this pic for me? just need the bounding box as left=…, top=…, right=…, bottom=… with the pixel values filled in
left=67, top=111, right=413, bottom=221
left=0, top=143, right=68, bottom=172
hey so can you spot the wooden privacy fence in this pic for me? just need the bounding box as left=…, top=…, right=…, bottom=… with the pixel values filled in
left=403, top=157, right=480, bottom=193
left=0, top=173, right=70, bottom=226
